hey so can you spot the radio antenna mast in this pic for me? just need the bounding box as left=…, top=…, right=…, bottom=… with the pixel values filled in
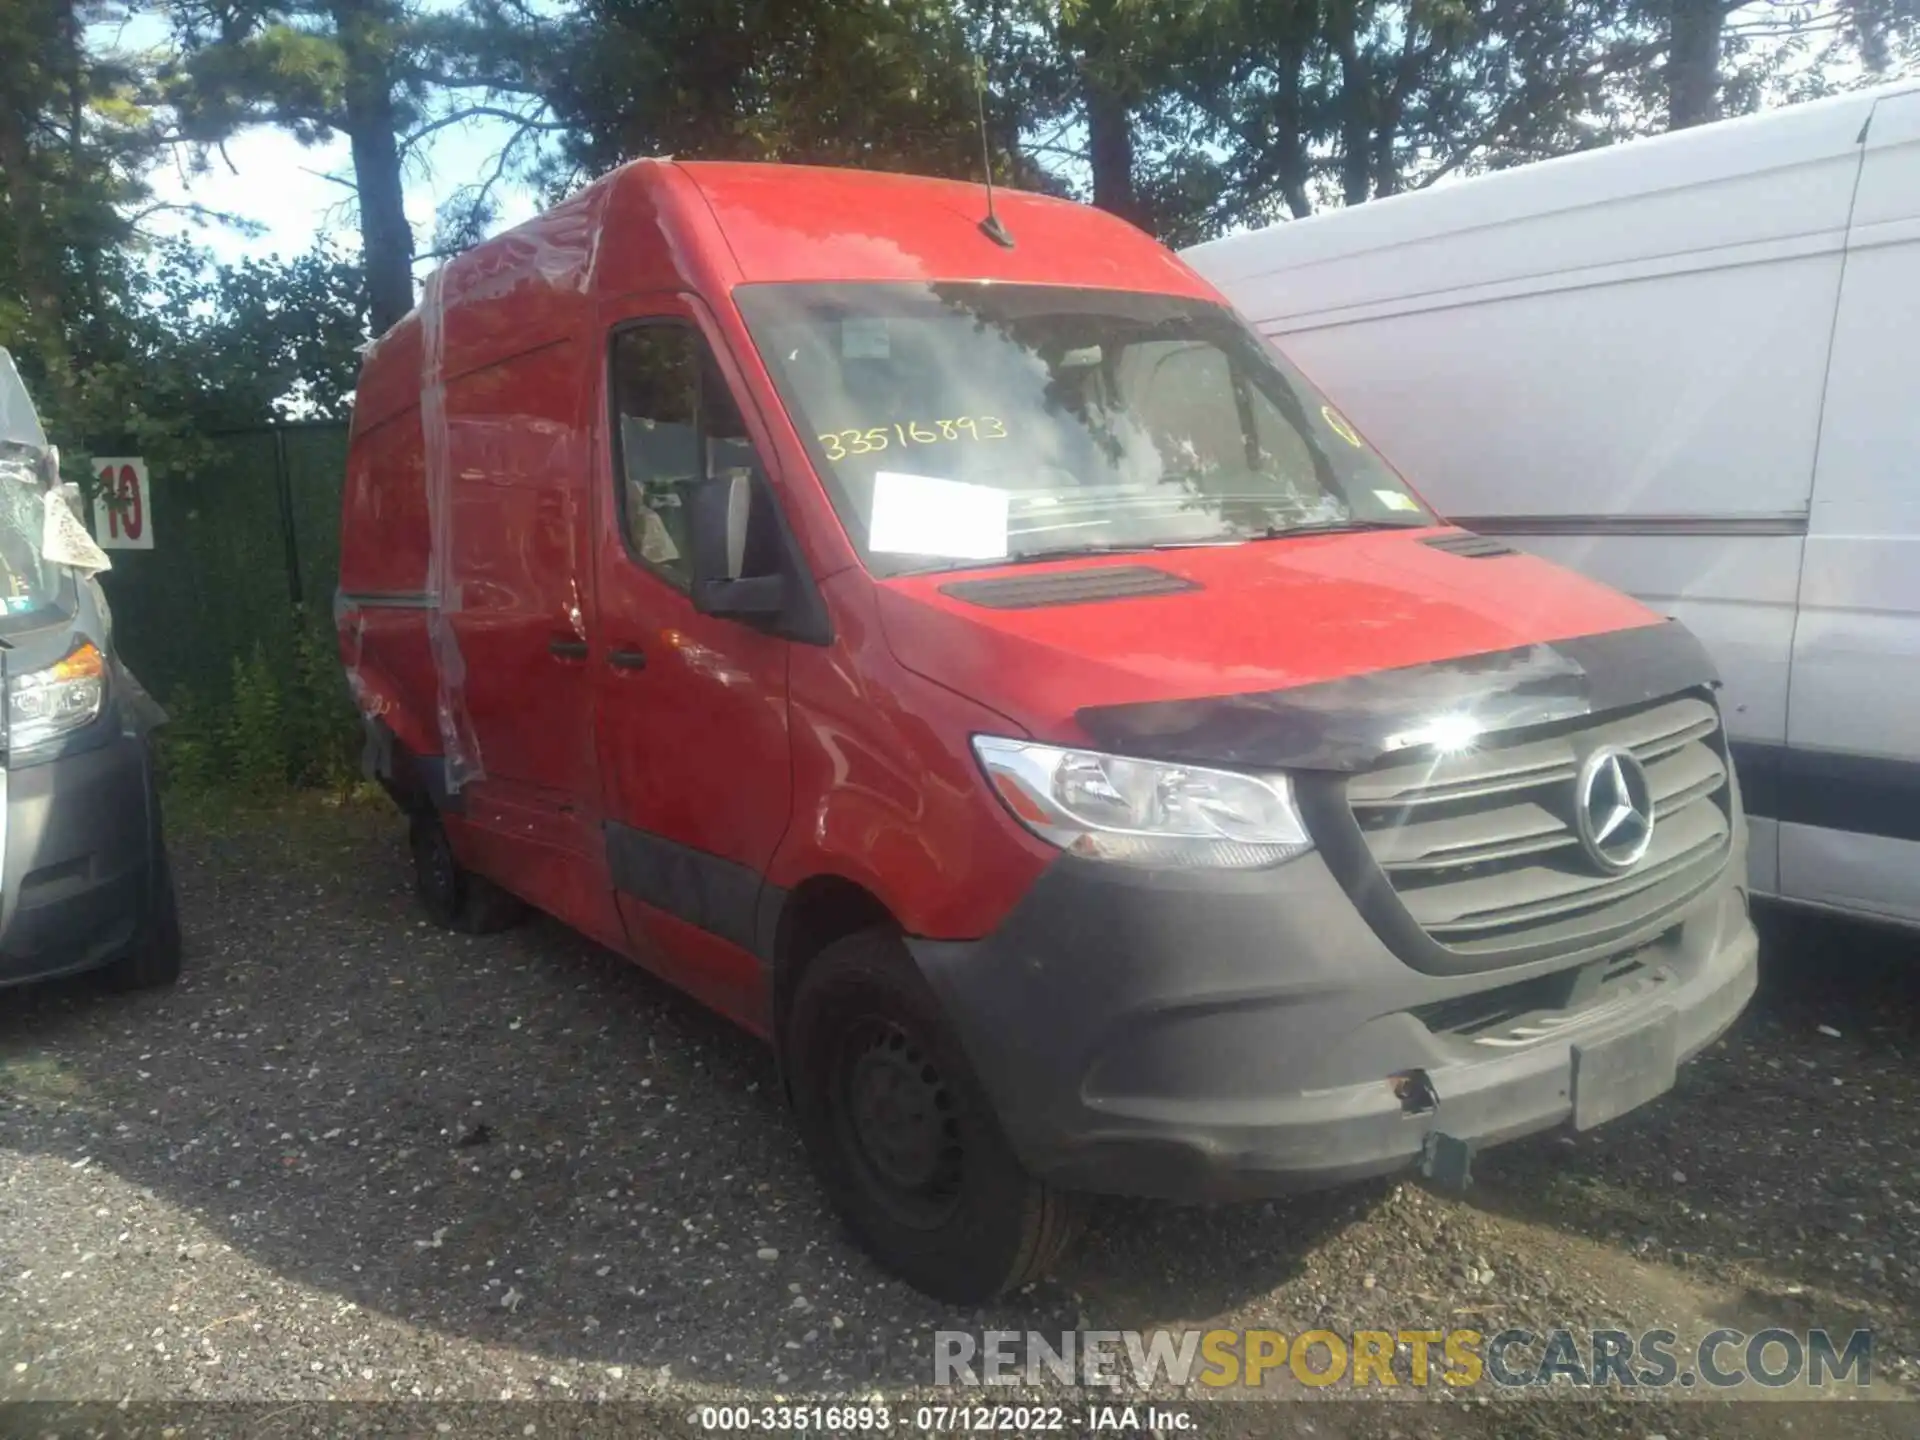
left=974, top=64, right=1015, bottom=249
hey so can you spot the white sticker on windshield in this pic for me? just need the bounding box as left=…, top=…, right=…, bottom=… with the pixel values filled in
left=1374, top=489, right=1422, bottom=513
left=869, top=472, right=1009, bottom=560
left=841, top=318, right=890, bottom=360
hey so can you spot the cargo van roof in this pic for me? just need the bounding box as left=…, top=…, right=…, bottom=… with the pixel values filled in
left=1183, top=78, right=1918, bottom=324
left=669, top=161, right=1209, bottom=296
left=352, top=159, right=1221, bottom=433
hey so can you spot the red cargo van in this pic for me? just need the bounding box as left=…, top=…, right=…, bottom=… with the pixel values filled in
left=338, top=161, right=1758, bottom=1302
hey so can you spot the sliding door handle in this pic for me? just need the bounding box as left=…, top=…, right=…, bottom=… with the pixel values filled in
left=548, top=636, right=589, bottom=661
left=608, top=647, right=648, bottom=671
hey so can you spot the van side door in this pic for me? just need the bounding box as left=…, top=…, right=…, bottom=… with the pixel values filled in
left=592, top=293, right=794, bottom=1030
left=427, top=337, right=628, bottom=952
left=1778, top=88, right=1920, bottom=922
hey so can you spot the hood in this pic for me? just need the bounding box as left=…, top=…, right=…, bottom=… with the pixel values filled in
left=873, top=526, right=1667, bottom=753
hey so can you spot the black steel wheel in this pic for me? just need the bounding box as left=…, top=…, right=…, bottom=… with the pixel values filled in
left=786, top=926, right=1082, bottom=1302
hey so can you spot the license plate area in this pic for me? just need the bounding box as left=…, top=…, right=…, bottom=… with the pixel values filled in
left=1570, top=1008, right=1678, bottom=1131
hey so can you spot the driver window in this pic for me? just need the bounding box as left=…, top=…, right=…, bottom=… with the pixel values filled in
left=611, top=325, right=700, bottom=586
left=609, top=321, right=784, bottom=588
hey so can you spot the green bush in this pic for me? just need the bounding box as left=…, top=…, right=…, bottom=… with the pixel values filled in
left=155, top=682, right=224, bottom=792
left=284, top=605, right=361, bottom=794
left=153, top=613, right=363, bottom=803
left=227, top=643, right=285, bottom=793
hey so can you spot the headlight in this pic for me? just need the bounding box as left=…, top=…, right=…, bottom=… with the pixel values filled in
left=972, top=735, right=1313, bottom=869
left=10, top=639, right=106, bottom=750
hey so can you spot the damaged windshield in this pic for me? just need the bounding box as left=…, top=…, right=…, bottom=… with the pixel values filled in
left=734, top=281, right=1434, bottom=576
left=0, top=349, right=76, bottom=625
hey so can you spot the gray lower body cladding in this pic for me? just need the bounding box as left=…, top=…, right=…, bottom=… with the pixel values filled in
left=0, top=731, right=163, bottom=988
left=907, top=851, right=1756, bottom=1202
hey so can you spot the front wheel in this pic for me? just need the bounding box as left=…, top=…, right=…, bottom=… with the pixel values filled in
left=786, top=926, right=1082, bottom=1302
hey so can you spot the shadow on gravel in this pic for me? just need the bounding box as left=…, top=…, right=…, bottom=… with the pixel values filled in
left=0, top=804, right=1359, bottom=1387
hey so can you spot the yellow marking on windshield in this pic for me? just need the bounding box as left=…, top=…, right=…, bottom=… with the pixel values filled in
left=1321, top=406, right=1365, bottom=448
left=817, top=416, right=1008, bottom=461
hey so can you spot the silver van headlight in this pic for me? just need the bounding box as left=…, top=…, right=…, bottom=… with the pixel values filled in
left=9, top=640, right=107, bottom=750
left=971, top=735, right=1313, bottom=869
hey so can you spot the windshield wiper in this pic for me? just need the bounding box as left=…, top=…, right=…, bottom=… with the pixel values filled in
left=1255, top=518, right=1431, bottom=540
left=997, top=539, right=1245, bottom=566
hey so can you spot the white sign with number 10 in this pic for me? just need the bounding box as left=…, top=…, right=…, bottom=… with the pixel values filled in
left=91, top=457, right=152, bottom=549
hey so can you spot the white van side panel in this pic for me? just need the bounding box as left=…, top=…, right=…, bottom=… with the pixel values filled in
left=1271, top=247, right=1846, bottom=524
left=1779, top=828, right=1920, bottom=924
left=1486, top=531, right=1800, bottom=745
left=1778, top=89, right=1920, bottom=920
left=1187, top=87, right=1883, bottom=313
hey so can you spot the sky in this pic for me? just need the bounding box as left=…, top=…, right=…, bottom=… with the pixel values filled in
left=101, top=8, right=546, bottom=275
left=145, top=118, right=543, bottom=269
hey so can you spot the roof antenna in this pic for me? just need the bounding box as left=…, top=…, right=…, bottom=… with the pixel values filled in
left=973, top=63, right=1016, bottom=249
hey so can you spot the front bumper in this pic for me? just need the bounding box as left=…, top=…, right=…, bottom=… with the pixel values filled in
left=907, top=853, right=1757, bottom=1202
left=0, top=730, right=159, bottom=988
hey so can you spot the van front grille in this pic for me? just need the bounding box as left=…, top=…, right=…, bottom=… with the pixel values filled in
left=1344, top=694, right=1732, bottom=958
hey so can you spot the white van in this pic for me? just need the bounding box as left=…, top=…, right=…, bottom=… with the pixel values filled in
left=1185, top=80, right=1920, bottom=930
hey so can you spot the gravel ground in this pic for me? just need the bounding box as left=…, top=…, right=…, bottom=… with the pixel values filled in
left=2, top=798, right=1917, bottom=1439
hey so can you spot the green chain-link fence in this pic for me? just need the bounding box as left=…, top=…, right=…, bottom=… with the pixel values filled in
left=96, top=421, right=348, bottom=705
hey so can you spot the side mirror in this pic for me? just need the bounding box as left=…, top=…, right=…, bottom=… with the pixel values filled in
left=691, top=470, right=786, bottom=619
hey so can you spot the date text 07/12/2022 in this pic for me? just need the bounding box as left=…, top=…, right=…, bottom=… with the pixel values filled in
left=692, top=1403, right=1194, bottom=1433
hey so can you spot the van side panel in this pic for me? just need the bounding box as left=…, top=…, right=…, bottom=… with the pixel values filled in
left=773, top=570, right=1053, bottom=942
left=1779, top=89, right=1920, bottom=922
left=341, top=409, right=432, bottom=594
left=435, top=337, right=626, bottom=949
left=338, top=402, right=438, bottom=758
left=438, top=341, right=597, bottom=795
left=1186, top=88, right=1879, bottom=312
left=436, top=183, right=605, bottom=382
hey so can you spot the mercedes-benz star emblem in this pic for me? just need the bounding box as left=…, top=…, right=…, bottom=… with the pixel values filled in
left=1574, top=746, right=1655, bottom=873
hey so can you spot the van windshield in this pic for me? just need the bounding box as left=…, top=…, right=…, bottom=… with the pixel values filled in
left=734, top=281, right=1433, bottom=576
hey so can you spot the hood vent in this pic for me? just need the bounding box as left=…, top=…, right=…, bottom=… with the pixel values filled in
left=941, top=565, right=1199, bottom=610
left=1423, top=531, right=1517, bottom=558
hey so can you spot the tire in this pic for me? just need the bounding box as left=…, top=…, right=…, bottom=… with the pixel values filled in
left=409, top=811, right=527, bottom=934
left=100, top=844, right=183, bottom=992
left=786, top=926, right=1083, bottom=1302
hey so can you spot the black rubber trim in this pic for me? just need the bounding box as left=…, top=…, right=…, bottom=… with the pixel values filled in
left=940, top=566, right=1199, bottom=609
left=605, top=820, right=783, bottom=957
left=1421, top=532, right=1516, bottom=558
left=1730, top=740, right=1920, bottom=843
left=1075, top=620, right=1720, bottom=774
left=337, top=589, right=434, bottom=609
left=1450, top=513, right=1809, bottom=538
left=360, top=720, right=463, bottom=817
left=0, top=730, right=156, bottom=986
